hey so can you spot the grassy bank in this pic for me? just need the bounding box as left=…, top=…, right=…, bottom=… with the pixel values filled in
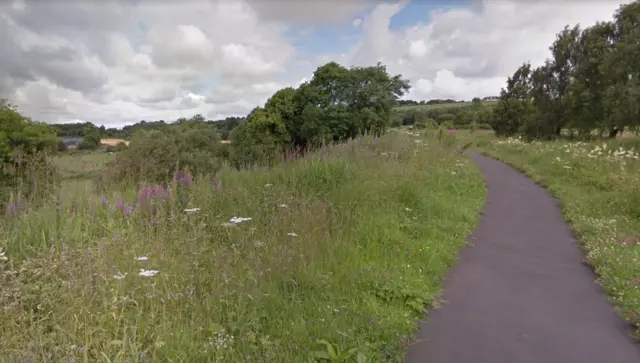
left=0, top=132, right=484, bottom=362
left=475, top=136, right=640, bottom=340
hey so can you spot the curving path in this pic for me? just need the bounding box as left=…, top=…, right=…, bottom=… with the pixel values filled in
left=405, top=153, right=640, bottom=363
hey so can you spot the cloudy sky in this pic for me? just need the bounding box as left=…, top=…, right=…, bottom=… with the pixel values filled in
left=0, top=0, right=626, bottom=128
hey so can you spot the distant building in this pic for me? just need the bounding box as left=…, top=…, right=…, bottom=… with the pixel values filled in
left=482, top=96, right=499, bottom=101
left=61, top=137, right=83, bottom=149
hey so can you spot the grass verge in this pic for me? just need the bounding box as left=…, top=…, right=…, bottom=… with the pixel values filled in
left=0, top=132, right=484, bottom=362
left=475, top=136, right=640, bottom=340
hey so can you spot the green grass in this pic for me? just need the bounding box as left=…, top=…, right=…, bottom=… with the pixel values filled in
left=394, top=101, right=497, bottom=112
left=55, top=151, right=116, bottom=180
left=0, top=132, right=485, bottom=362
left=474, top=135, right=640, bottom=340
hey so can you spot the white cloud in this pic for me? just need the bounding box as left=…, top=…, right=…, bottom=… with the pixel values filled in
left=349, top=0, right=624, bottom=100
left=0, top=0, right=628, bottom=126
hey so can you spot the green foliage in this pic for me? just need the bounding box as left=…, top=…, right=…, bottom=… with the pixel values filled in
left=392, top=100, right=496, bottom=130
left=0, top=100, right=59, bottom=206
left=491, top=1, right=640, bottom=139
left=230, top=61, right=411, bottom=168
left=78, top=125, right=102, bottom=150
left=105, top=119, right=222, bottom=184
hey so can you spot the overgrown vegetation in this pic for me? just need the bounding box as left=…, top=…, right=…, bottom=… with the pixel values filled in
left=0, top=99, right=59, bottom=208
left=491, top=1, right=640, bottom=139
left=104, top=119, right=223, bottom=185
left=0, top=131, right=484, bottom=362
left=475, top=136, right=640, bottom=340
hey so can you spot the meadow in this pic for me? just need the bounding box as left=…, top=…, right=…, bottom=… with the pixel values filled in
left=0, top=132, right=485, bottom=362
left=473, top=134, right=640, bottom=339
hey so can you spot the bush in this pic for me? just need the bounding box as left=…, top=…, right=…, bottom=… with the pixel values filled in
left=77, top=139, right=99, bottom=150
left=0, top=100, right=59, bottom=208
left=105, top=121, right=222, bottom=185
left=114, top=142, right=128, bottom=152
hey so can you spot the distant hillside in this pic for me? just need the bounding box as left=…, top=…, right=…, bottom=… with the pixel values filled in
left=395, top=100, right=497, bottom=112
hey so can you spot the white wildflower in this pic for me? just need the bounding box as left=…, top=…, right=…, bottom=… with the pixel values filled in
left=0, top=247, right=7, bottom=262
left=185, top=208, right=200, bottom=214
left=135, top=256, right=149, bottom=261
left=204, top=330, right=234, bottom=351
left=139, top=269, right=159, bottom=277
left=279, top=204, right=288, bottom=208
left=287, top=232, right=298, bottom=237
left=113, top=272, right=127, bottom=280
left=405, top=208, right=412, bottom=212
left=254, top=241, right=265, bottom=247
left=229, top=216, right=252, bottom=224
left=264, top=184, right=273, bottom=188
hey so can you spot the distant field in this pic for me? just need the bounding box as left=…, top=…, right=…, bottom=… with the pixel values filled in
left=395, top=100, right=497, bottom=112
left=100, top=138, right=129, bottom=146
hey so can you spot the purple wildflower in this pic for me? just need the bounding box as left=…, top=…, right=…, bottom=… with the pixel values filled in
left=7, top=203, right=17, bottom=214
left=181, top=175, right=191, bottom=186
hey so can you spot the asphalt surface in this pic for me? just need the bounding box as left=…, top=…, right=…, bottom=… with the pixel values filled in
left=405, top=153, right=640, bottom=363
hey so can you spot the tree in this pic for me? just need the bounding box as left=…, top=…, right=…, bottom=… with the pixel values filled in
left=230, top=61, right=410, bottom=168
left=491, top=1, right=640, bottom=140
left=491, top=63, right=535, bottom=137
left=78, top=124, right=101, bottom=150
left=0, top=100, right=59, bottom=205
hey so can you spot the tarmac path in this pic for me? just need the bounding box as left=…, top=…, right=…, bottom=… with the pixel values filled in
left=405, top=153, right=640, bottom=363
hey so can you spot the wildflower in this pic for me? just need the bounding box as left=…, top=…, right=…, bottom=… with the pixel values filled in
left=185, top=208, right=201, bottom=214
left=135, top=256, right=149, bottom=261
left=139, top=269, right=159, bottom=277
left=181, top=175, right=192, bottom=186
left=264, top=184, right=273, bottom=188
left=229, top=216, right=252, bottom=224
left=288, top=232, right=298, bottom=237
left=0, top=247, right=8, bottom=262
left=405, top=208, right=412, bottom=212
left=254, top=241, right=265, bottom=247
left=122, top=206, right=132, bottom=217
left=279, top=204, right=288, bottom=208
left=6, top=203, right=17, bottom=214
left=100, top=195, right=108, bottom=205
left=448, top=129, right=456, bottom=135
left=204, top=330, right=234, bottom=351
left=113, top=272, right=127, bottom=280
left=212, top=178, right=220, bottom=189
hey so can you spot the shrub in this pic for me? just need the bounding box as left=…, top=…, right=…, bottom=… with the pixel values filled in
left=105, top=121, right=222, bottom=185
left=0, top=100, right=59, bottom=208
left=114, top=141, right=128, bottom=152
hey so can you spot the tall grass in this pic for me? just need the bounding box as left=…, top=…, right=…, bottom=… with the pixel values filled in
left=0, top=133, right=484, bottom=362
left=475, top=136, right=640, bottom=340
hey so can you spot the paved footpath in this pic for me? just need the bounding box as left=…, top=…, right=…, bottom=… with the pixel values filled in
left=405, top=154, right=640, bottom=363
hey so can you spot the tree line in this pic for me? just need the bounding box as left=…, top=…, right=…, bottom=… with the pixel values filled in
left=491, top=1, right=640, bottom=139
left=392, top=97, right=495, bottom=130
left=53, top=116, right=244, bottom=141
